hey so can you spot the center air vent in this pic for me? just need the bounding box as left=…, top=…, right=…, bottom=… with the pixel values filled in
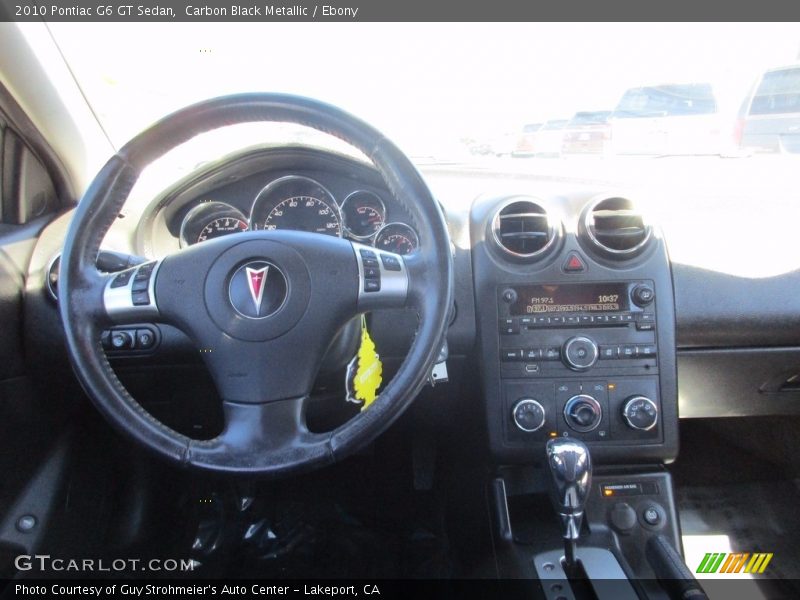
left=583, top=197, right=652, bottom=259
left=492, top=199, right=558, bottom=261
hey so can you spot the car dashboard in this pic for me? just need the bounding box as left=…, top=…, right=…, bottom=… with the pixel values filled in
left=22, top=144, right=800, bottom=456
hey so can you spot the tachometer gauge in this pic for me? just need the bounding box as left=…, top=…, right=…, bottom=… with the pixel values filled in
left=197, top=216, right=249, bottom=243
left=179, top=201, right=249, bottom=247
left=250, top=176, right=342, bottom=237
left=341, top=190, right=386, bottom=238
left=373, top=222, right=419, bottom=255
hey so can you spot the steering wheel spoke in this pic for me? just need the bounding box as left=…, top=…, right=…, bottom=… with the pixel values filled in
left=186, top=398, right=330, bottom=474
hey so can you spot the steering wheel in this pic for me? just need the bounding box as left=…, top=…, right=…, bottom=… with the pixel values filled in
left=59, top=94, right=453, bottom=476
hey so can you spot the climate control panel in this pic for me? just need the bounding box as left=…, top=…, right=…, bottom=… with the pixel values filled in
left=503, top=377, right=661, bottom=447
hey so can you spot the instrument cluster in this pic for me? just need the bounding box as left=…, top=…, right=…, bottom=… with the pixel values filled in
left=178, top=174, right=419, bottom=255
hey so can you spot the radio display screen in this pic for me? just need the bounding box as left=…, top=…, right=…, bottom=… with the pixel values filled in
left=510, top=283, right=630, bottom=315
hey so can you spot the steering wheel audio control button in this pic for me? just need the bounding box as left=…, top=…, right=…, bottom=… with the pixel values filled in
left=132, top=291, right=150, bottom=306
left=104, top=261, right=161, bottom=322
left=380, top=254, right=402, bottom=271
left=353, top=242, right=408, bottom=309
left=111, top=270, right=134, bottom=288
left=359, top=248, right=382, bottom=292
left=130, top=262, right=158, bottom=305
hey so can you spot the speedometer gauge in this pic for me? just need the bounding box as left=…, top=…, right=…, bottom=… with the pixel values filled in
left=251, top=176, right=342, bottom=237
left=341, top=190, right=386, bottom=238
left=179, top=201, right=249, bottom=247
left=374, top=222, right=419, bottom=255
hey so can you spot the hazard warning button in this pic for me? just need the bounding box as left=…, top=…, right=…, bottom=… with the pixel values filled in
left=562, top=252, right=586, bottom=273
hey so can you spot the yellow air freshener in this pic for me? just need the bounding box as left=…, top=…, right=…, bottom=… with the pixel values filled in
left=345, top=316, right=383, bottom=410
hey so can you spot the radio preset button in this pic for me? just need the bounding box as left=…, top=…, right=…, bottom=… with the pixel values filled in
left=599, top=345, right=618, bottom=359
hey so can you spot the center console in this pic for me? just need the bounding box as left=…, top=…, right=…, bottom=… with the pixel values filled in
left=471, top=193, right=685, bottom=597
left=471, top=194, right=678, bottom=464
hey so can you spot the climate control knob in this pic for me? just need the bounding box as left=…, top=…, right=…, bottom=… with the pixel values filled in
left=562, top=336, right=599, bottom=371
left=512, top=398, right=546, bottom=432
left=564, top=394, right=602, bottom=432
left=622, top=396, right=659, bottom=431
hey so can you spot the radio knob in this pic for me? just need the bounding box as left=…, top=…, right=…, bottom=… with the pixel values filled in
left=564, top=394, right=602, bottom=432
left=512, top=398, right=546, bottom=432
left=622, top=396, right=659, bottom=431
left=562, top=336, right=599, bottom=371
left=632, top=284, right=655, bottom=307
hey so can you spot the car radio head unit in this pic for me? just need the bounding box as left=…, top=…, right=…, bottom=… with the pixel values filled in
left=509, top=282, right=631, bottom=315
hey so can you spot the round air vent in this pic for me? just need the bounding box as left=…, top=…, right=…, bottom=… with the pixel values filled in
left=491, top=199, right=559, bottom=262
left=45, top=254, right=60, bottom=301
left=582, top=197, right=652, bottom=259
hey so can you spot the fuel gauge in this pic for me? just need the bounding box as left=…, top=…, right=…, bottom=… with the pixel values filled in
left=373, top=222, right=419, bottom=255
left=341, top=190, right=386, bottom=239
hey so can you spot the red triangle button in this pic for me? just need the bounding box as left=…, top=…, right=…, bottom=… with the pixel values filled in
left=563, top=252, right=586, bottom=273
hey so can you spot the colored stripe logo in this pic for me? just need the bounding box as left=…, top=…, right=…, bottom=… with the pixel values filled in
left=696, top=552, right=773, bottom=574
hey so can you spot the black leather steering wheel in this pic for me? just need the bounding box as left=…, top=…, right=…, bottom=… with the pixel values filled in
left=59, top=94, right=452, bottom=476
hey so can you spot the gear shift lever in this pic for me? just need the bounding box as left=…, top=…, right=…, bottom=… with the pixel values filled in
left=546, top=438, right=592, bottom=570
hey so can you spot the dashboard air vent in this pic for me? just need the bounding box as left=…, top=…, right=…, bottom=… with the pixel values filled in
left=584, top=197, right=652, bottom=258
left=492, top=199, right=558, bottom=261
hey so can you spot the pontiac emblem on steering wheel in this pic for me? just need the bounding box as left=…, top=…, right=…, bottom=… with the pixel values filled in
left=246, top=265, right=268, bottom=313
left=228, top=261, right=287, bottom=319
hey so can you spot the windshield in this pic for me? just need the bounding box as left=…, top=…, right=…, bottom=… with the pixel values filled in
left=568, top=112, right=611, bottom=126
left=749, top=67, right=800, bottom=115
left=43, top=22, right=800, bottom=182
left=612, top=84, right=717, bottom=118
